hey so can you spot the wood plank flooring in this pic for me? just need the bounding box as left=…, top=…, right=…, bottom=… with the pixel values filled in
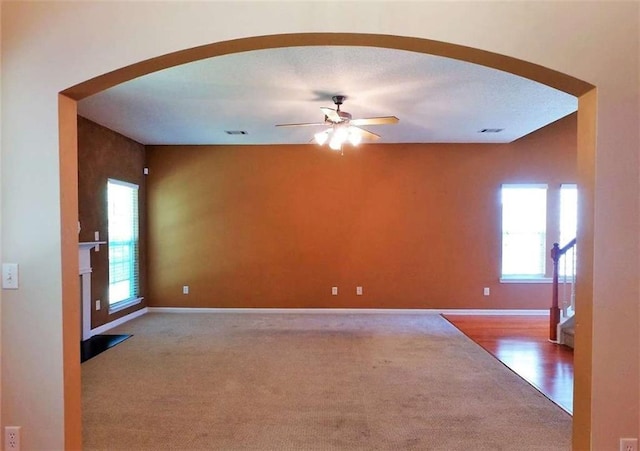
left=443, top=314, right=574, bottom=414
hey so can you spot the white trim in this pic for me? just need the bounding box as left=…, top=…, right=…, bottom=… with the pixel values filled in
left=81, top=273, right=92, bottom=341
left=79, top=242, right=107, bottom=340
left=89, top=307, right=148, bottom=336
left=147, top=307, right=548, bottom=316
left=500, top=277, right=553, bottom=284
left=439, top=309, right=548, bottom=316
left=501, top=183, right=548, bottom=189
left=107, top=177, right=139, bottom=191
left=109, top=296, right=143, bottom=314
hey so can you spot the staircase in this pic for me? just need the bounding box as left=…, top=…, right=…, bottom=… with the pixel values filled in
left=560, top=316, right=575, bottom=348
left=550, top=238, right=577, bottom=347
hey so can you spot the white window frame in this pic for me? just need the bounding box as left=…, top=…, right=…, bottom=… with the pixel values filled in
left=500, top=183, right=551, bottom=283
left=558, top=183, right=578, bottom=278
left=107, top=178, right=143, bottom=313
left=559, top=183, right=578, bottom=247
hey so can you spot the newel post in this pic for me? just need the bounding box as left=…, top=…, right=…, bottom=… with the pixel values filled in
left=550, top=243, right=561, bottom=342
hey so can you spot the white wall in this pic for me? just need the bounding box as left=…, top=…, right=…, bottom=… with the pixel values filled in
left=1, top=1, right=638, bottom=449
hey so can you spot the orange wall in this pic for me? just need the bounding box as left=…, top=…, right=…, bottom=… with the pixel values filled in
left=146, top=114, right=576, bottom=309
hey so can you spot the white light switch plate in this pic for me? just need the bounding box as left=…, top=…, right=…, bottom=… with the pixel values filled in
left=2, top=263, right=19, bottom=290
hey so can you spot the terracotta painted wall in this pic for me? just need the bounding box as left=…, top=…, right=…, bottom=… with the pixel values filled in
left=78, top=116, right=147, bottom=328
left=146, top=114, right=576, bottom=310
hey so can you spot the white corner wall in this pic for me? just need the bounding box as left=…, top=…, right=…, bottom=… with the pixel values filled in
left=1, top=1, right=639, bottom=449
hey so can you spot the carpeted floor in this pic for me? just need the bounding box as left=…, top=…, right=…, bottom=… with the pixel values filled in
left=82, top=312, right=571, bottom=450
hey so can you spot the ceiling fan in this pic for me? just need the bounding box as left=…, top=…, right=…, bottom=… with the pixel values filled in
left=275, top=95, right=399, bottom=153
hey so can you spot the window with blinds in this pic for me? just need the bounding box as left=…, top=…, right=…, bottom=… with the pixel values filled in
left=559, top=184, right=578, bottom=277
left=107, top=179, right=140, bottom=307
left=560, top=184, right=578, bottom=246
left=501, top=184, right=548, bottom=278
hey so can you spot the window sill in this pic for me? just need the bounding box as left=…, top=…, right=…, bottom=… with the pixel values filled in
left=500, top=277, right=553, bottom=284
left=109, top=297, right=144, bottom=314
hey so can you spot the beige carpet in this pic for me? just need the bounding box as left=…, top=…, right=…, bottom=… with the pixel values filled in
left=82, top=312, right=571, bottom=450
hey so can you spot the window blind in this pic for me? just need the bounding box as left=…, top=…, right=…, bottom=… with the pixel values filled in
left=107, top=179, right=140, bottom=305
left=501, top=184, right=548, bottom=277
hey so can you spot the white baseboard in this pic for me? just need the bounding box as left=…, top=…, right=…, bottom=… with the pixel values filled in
left=89, top=307, right=149, bottom=336
left=147, top=307, right=548, bottom=316
left=438, top=309, right=548, bottom=316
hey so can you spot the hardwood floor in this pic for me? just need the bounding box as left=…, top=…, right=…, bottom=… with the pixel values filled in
left=443, top=314, right=573, bottom=414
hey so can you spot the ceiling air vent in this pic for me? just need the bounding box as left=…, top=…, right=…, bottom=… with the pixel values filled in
left=225, top=130, right=248, bottom=135
left=478, top=128, right=504, bottom=133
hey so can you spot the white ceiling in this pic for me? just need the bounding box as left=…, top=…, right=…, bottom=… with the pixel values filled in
left=78, top=46, right=577, bottom=145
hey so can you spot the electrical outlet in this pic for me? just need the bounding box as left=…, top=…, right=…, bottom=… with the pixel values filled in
left=182, top=285, right=189, bottom=295
left=620, top=438, right=638, bottom=451
left=5, top=426, right=21, bottom=450
left=331, top=287, right=338, bottom=296
left=356, top=286, right=363, bottom=295
left=483, top=287, right=490, bottom=296
left=2, top=263, right=19, bottom=290
left=95, top=300, right=101, bottom=310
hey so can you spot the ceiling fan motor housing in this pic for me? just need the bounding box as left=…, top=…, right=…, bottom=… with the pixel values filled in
left=332, top=95, right=347, bottom=106
left=330, top=95, right=351, bottom=122
left=337, top=111, right=352, bottom=121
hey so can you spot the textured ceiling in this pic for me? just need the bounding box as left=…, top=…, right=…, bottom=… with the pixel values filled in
left=78, top=46, right=577, bottom=145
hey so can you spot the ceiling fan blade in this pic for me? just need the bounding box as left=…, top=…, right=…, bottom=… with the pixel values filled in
left=320, top=107, right=342, bottom=123
left=350, top=116, right=399, bottom=126
left=351, top=126, right=381, bottom=141
left=275, top=122, right=327, bottom=127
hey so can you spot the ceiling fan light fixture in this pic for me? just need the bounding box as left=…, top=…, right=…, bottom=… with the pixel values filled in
left=314, top=130, right=329, bottom=145
left=347, top=127, right=362, bottom=146
left=334, top=125, right=348, bottom=141
left=329, top=133, right=342, bottom=151
left=276, top=95, right=396, bottom=152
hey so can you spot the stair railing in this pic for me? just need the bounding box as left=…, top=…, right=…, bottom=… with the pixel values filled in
left=550, top=238, right=577, bottom=342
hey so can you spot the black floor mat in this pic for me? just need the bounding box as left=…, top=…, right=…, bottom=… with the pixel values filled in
left=81, top=334, right=132, bottom=363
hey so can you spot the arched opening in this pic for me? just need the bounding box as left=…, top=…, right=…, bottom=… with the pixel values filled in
left=59, top=33, right=596, bottom=449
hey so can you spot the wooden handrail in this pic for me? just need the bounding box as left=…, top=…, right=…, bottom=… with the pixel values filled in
left=550, top=238, right=577, bottom=342
left=551, top=238, right=577, bottom=261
